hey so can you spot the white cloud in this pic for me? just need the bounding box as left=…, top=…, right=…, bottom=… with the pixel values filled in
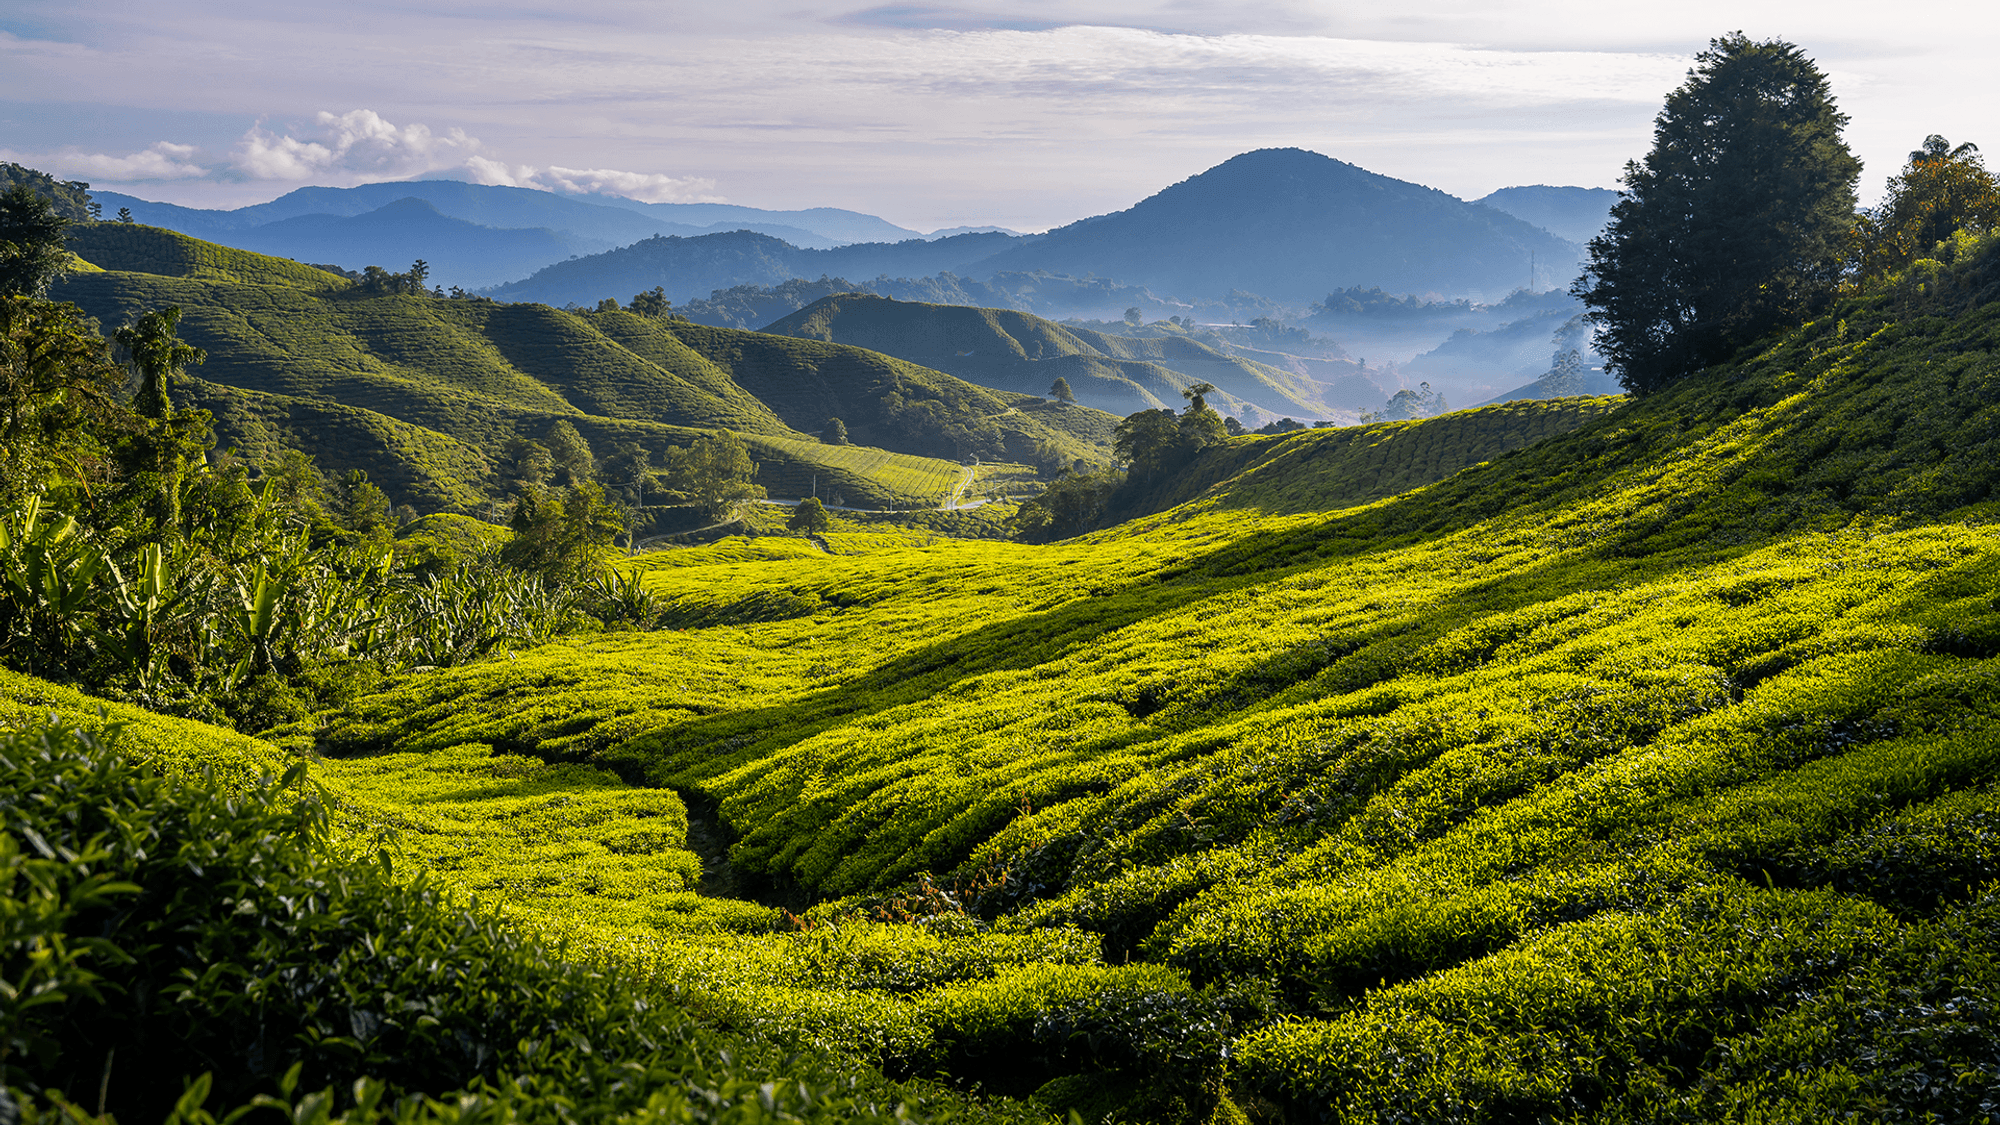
left=462, top=156, right=722, bottom=203
left=536, top=166, right=722, bottom=204
left=231, top=109, right=479, bottom=182
left=0, top=141, right=206, bottom=182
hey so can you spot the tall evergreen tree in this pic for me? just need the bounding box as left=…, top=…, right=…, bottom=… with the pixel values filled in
left=115, top=307, right=205, bottom=419
left=544, top=419, right=596, bottom=488
left=0, top=184, right=72, bottom=298
left=1575, top=34, right=1859, bottom=394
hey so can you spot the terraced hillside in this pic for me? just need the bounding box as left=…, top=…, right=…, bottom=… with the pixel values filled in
left=767, top=293, right=1334, bottom=418
left=53, top=225, right=1118, bottom=510
left=293, top=234, right=2000, bottom=1121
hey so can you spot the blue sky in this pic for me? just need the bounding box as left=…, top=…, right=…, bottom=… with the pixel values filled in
left=2, top=1, right=1990, bottom=232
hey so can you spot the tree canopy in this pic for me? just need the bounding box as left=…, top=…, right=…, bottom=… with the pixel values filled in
left=659, top=431, right=765, bottom=519
left=0, top=163, right=98, bottom=223
left=0, top=184, right=73, bottom=299
left=114, top=306, right=205, bottom=420
left=1575, top=34, right=1859, bottom=394
left=787, top=496, right=832, bottom=534
left=1855, top=135, right=2000, bottom=278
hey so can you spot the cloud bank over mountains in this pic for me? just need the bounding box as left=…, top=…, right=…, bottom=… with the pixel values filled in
left=3, top=109, right=722, bottom=205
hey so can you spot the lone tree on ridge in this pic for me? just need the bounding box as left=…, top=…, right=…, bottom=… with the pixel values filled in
left=1575, top=33, right=1859, bottom=395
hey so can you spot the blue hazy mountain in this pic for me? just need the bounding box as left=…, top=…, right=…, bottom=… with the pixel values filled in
left=969, top=148, right=1583, bottom=303
left=224, top=198, right=610, bottom=290
left=483, top=229, right=1021, bottom=306
left=89, top=180, right=926, bottom=289
left=488, top=148, right=1587, bottom=309
left=1475, top=185, right=1621, bottom=246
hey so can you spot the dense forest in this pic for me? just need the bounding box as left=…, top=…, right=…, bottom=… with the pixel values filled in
left=5, top=31, right=2000, bottom=1124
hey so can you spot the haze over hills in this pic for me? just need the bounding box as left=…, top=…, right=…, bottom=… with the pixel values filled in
left=77, top=151, right=1623, bottom=416
left=225, top=198, right=612, bottom=291
left=764, top=293, right=1382, bottom=418
left=55, top=224, right=1117, bottom=511
left=484, top=229, right=1023, bottom=308
left=482, top=149, right=1587, bottom=311
left=1474, top=185, right=1622, bottom=246
left=969, top=148, right=1583, bottom=304
left=91, top=180, right=924, bottom=290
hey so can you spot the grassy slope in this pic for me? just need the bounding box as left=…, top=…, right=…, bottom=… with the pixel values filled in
left=663, top=319, right=1119, bottom=467
left=54, top=226, right=1083, bottom=510
left=67, top=222, right=354, bottom=292
left=304, top=242, right=2000, bottom=1119
left=1115, top=395, right=1627, bottom=521
left=766, top=293, right=1327, bottom=418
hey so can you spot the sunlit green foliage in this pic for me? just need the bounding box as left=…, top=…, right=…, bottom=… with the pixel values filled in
left=0, top=715, right=1049, bottom=1123
left=301, top=232, right=2000, bottom=1120
left=66, top=222, right=352, bottom=292
left=52, top=237, right=1098, bottom=515
left=1855, top=134, right=2000, bottom=280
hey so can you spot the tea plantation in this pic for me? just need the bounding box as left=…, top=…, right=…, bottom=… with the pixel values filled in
left=49, top=225, right=1118, bottom=512
left=7, top=236, right=2000, bottom=1121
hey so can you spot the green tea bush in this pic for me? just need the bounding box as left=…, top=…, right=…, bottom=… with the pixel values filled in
left=277, top=248, right=2000, bottom=1121
left=0, top=718, right=1047, bottom=1123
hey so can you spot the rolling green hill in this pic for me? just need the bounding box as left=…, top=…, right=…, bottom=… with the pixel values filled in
left=67, top=222, right=355, bottom=292
left=52, top=227, right=1119, bottom=511
left=1112, top=394, right=1626, bottom=520
left=767, top=292, right=1335, bottom=418
left=290, top=235, right=2000, bottom=1121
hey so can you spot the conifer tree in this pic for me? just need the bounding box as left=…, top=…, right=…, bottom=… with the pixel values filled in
left=0, top=184, right=71, bottom=298
left=1575, top=34, right=1859, bottom=394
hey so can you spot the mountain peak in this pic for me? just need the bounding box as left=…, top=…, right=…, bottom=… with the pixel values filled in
left=975, top=148, right=1580, bottom=302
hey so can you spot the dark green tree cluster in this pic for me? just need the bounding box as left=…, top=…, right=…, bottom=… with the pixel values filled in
left=495, top=420, right=627, bottom=577
left=628, top=285, right=675, bottom=316
left=0, top=162, right=99, bottom=222
left=788, top=495, right=832, bottom=533
left=0, top=184, right=76, bottom=298
left=1576, top=34, right=1860, bottom=394
left=656, top=430, right=766, bottom=519
left=1006, top=464, right=1121, bottom=542
left=1017, top=382, right=1228, bottom=541
left=357, top=259, right=434, bottom=296
left=1362, top=382, right=1449, bottom=422
left=1113, top=382, right=1228, bottom=486
left=1853, top=135, right=2000, bottom=280
left=881, top=385, right=1005, bottom=461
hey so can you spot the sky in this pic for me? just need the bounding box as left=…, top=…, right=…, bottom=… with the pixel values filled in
left=2, top=1, right=1993, bottom=233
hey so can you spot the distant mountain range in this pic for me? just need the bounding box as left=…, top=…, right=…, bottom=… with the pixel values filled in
left=483, top=149, right=1584, bottom=311
left=969, top=149, right=1583, bottom=304
left=1474, top=186, right=1621, bottom=246
left=92, top=181, right=930, bottom=289
left=101, top=149, right=1597, bottom=311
